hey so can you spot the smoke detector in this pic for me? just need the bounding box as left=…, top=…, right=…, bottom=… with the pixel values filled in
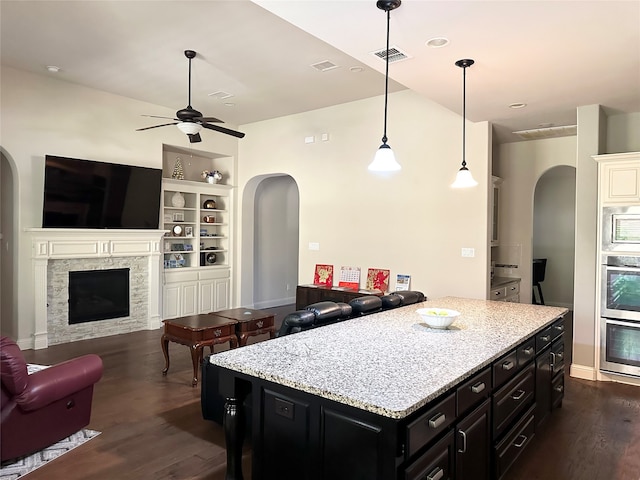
left=513, top=125, right=577, bottom=140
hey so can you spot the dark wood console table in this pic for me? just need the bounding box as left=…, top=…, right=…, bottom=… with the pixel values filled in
left=296, top=284, right=382, bottom=309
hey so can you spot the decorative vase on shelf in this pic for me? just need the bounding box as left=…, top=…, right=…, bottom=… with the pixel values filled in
left=202, top=170, right=223, bottom=184
left=171, top=192, right=185, bottom=208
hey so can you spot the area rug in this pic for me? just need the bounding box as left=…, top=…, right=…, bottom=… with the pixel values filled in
left=0, top=366, right=100, bottom=479
left=0, top=429, right=101, bottom=479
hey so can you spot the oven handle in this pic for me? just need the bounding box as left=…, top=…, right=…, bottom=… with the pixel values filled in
left=604, top=265, right=640, bottom=272
left=604, top=318, right=640, bottom=328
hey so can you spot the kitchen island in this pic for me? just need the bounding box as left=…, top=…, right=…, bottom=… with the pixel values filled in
left=208, top=297, right=568, bottom=480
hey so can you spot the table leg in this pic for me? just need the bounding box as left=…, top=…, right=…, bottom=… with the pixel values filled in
left=190, top=344, right=205, bottom=387
left=223, top=396, right=246, bottom=480
left=161, top=334, right=170, bottom=375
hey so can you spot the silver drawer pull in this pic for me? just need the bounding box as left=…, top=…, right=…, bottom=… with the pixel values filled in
left=513, top=434, right=528, bottom=448
left=502, top=360, right=514, bottom=371
left=509, top=286, right=517, bottom=291
left=511, top=389, right=526, bottom=401
left=522, top=347, right=534, bottom=356
left=554, top=385, right=564, bottom=393
left=550, top=352, right=556, bottom=367
left=428, top=412, right=446, bottom=429
left=458, top=430, right=468, bottom=453
left=554, top=324, right=564, bottom=332
left=427, top=467, right=444, bottom=480
left=214, top=329, right=222, bottom=337
left=494, top=291, right=502, bottom=296
left=540, top=334, right=551, bottom=342
left=556, top=352, right=564, bottom=360
left=471, top=382, right=486, bottom=394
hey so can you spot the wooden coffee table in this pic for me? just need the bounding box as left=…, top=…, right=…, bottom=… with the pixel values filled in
left=214, top=308, right=276, bottom=347
left=161, top=314, right=238, bottom=387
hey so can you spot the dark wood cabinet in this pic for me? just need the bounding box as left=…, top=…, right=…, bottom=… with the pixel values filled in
left=456, top=399, right=491, bottom=480
left=296, top=285, right=381, bottom=309
left=405, top=431, right=455, bottom=480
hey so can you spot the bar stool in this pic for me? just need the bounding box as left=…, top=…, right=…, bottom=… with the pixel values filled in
left=533, top=258, right=547, bottom=305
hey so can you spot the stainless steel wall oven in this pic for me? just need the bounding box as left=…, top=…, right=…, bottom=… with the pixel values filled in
left=600, top=254, right=640, bottom=377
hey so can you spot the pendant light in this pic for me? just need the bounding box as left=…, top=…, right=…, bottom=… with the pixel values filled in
left=368, top=0, right=402, bottom=172
left=451, top=59, right=478, bottom=188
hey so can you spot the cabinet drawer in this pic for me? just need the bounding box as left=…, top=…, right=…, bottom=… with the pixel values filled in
left=516, top=338, right=536, bottom=368
left=505, top=282, right=520, bottom=297
left=406, top=393, right=456, bottom=459
left=552, top=368, right=565, bottom=409
left=405, top=430, right=454, bottom=480
left=551, top=317, right=565, bottom=341
left=494, top=404, right=535, bottom=480
left=535, top=326, right=553, bottom=352
left=457, top=367, right=491, bottom=416
left=493, top=363, right=535, bottom=438
left=493, top=349, right=518, bottom=388
left=551, top=335, right=565, bottom=375
left=490, top=287, right=506, bottom=301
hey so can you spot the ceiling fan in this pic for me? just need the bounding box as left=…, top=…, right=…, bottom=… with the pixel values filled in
left=137, top=50, right=245, bottom=143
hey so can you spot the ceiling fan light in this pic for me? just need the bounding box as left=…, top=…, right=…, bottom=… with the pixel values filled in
left=369, top=144, right=401, bottom=172
left=176, top=122, right=202, bottom=135
left=451, top=166, right=478, bottom=188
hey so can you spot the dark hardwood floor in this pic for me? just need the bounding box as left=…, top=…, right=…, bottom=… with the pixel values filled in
left=13, top=307, right=640, bottom=480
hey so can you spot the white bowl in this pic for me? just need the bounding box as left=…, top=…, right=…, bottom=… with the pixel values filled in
left=416, top=308, right=460, bottom=329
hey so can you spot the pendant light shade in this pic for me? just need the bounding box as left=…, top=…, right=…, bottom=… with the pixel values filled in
left=451, top=59, right=478, bottom=188
left=368, top=0, right=402, bottom=172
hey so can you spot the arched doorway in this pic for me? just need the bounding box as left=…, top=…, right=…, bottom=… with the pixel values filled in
left=1, top=149, right=17, bottom=338
left=532, top=165, right=576, bottom=309
left=240, top=174, right=299, bottom=309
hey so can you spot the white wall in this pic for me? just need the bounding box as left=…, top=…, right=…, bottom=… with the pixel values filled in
left=0, top=67, right=239, bottom=344
left=238, top=90, right=491, bottom=302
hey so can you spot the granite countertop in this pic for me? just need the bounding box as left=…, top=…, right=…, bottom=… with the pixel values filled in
left=209, top=296, right=567, bottom=420
left=491, top=276, right=521, bottom=288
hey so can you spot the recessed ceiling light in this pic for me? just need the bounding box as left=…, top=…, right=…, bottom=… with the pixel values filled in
left=223, top=102, right=235, bottom=107
left=46, top=65, right=61, bottom=73
left=509, top=102, right=527, bottom=109
left=349, top=66, right=364, bottom=73
left=425, top=37, right=449, bottom=48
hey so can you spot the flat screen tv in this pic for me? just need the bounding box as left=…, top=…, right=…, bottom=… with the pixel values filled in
left=42, top=155, right=162, bottom=229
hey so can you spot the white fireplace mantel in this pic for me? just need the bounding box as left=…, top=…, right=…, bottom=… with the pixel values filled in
left=27, top=228, right=167, bottom=349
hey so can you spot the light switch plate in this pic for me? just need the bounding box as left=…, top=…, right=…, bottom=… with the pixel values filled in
left=309, top=242, right=320, bottom=251
left=461, top=247, right=475, bottom=257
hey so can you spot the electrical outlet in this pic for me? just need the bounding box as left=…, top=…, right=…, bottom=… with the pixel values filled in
left=461, top=247, right=475, bottom=258
left=309, top=242, right=320, bottom=251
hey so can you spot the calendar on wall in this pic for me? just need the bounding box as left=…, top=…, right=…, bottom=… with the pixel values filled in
left=338, top=266, right=361, bottom=290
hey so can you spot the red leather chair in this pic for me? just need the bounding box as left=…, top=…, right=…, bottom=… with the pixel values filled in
left=0, top=336, right=103, bottom=461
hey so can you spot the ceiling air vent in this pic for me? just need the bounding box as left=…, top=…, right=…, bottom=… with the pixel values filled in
left=513, top=125, right=577, bottom=140
left=208, top=91, right=234, bottom=100
left=310, top=60, right=339, bottom=72
left=371, top=45, right=410, bottom=63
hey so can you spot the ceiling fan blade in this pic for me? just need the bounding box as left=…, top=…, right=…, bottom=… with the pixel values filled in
left=188, top=133, right=202, bottom=143
left=197, top=117, right=223, bottom=123
left=202, top=122, right=246, bottom=139
left=142, top=114, right=179, bottom=121
left=136, top=122, right=178, bottom=131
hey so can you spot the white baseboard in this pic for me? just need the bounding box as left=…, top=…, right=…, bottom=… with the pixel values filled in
left=570, top=363, right=597, bottom=381
left=252, top=296, right=295, bottom=310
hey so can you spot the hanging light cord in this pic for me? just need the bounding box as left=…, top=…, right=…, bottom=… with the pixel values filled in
left=461, top=63, right=467, bottom=169
left=381, top=7, right=391, bottom=145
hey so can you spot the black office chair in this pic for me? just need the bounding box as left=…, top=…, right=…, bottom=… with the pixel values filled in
left=532, top=258, right=547, bottom=305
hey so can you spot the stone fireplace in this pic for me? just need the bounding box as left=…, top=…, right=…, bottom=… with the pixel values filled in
left=29, top=229, right=165, bottom=348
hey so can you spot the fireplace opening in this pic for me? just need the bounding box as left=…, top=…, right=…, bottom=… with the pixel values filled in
left=68, top=268, right=130, bottom=324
